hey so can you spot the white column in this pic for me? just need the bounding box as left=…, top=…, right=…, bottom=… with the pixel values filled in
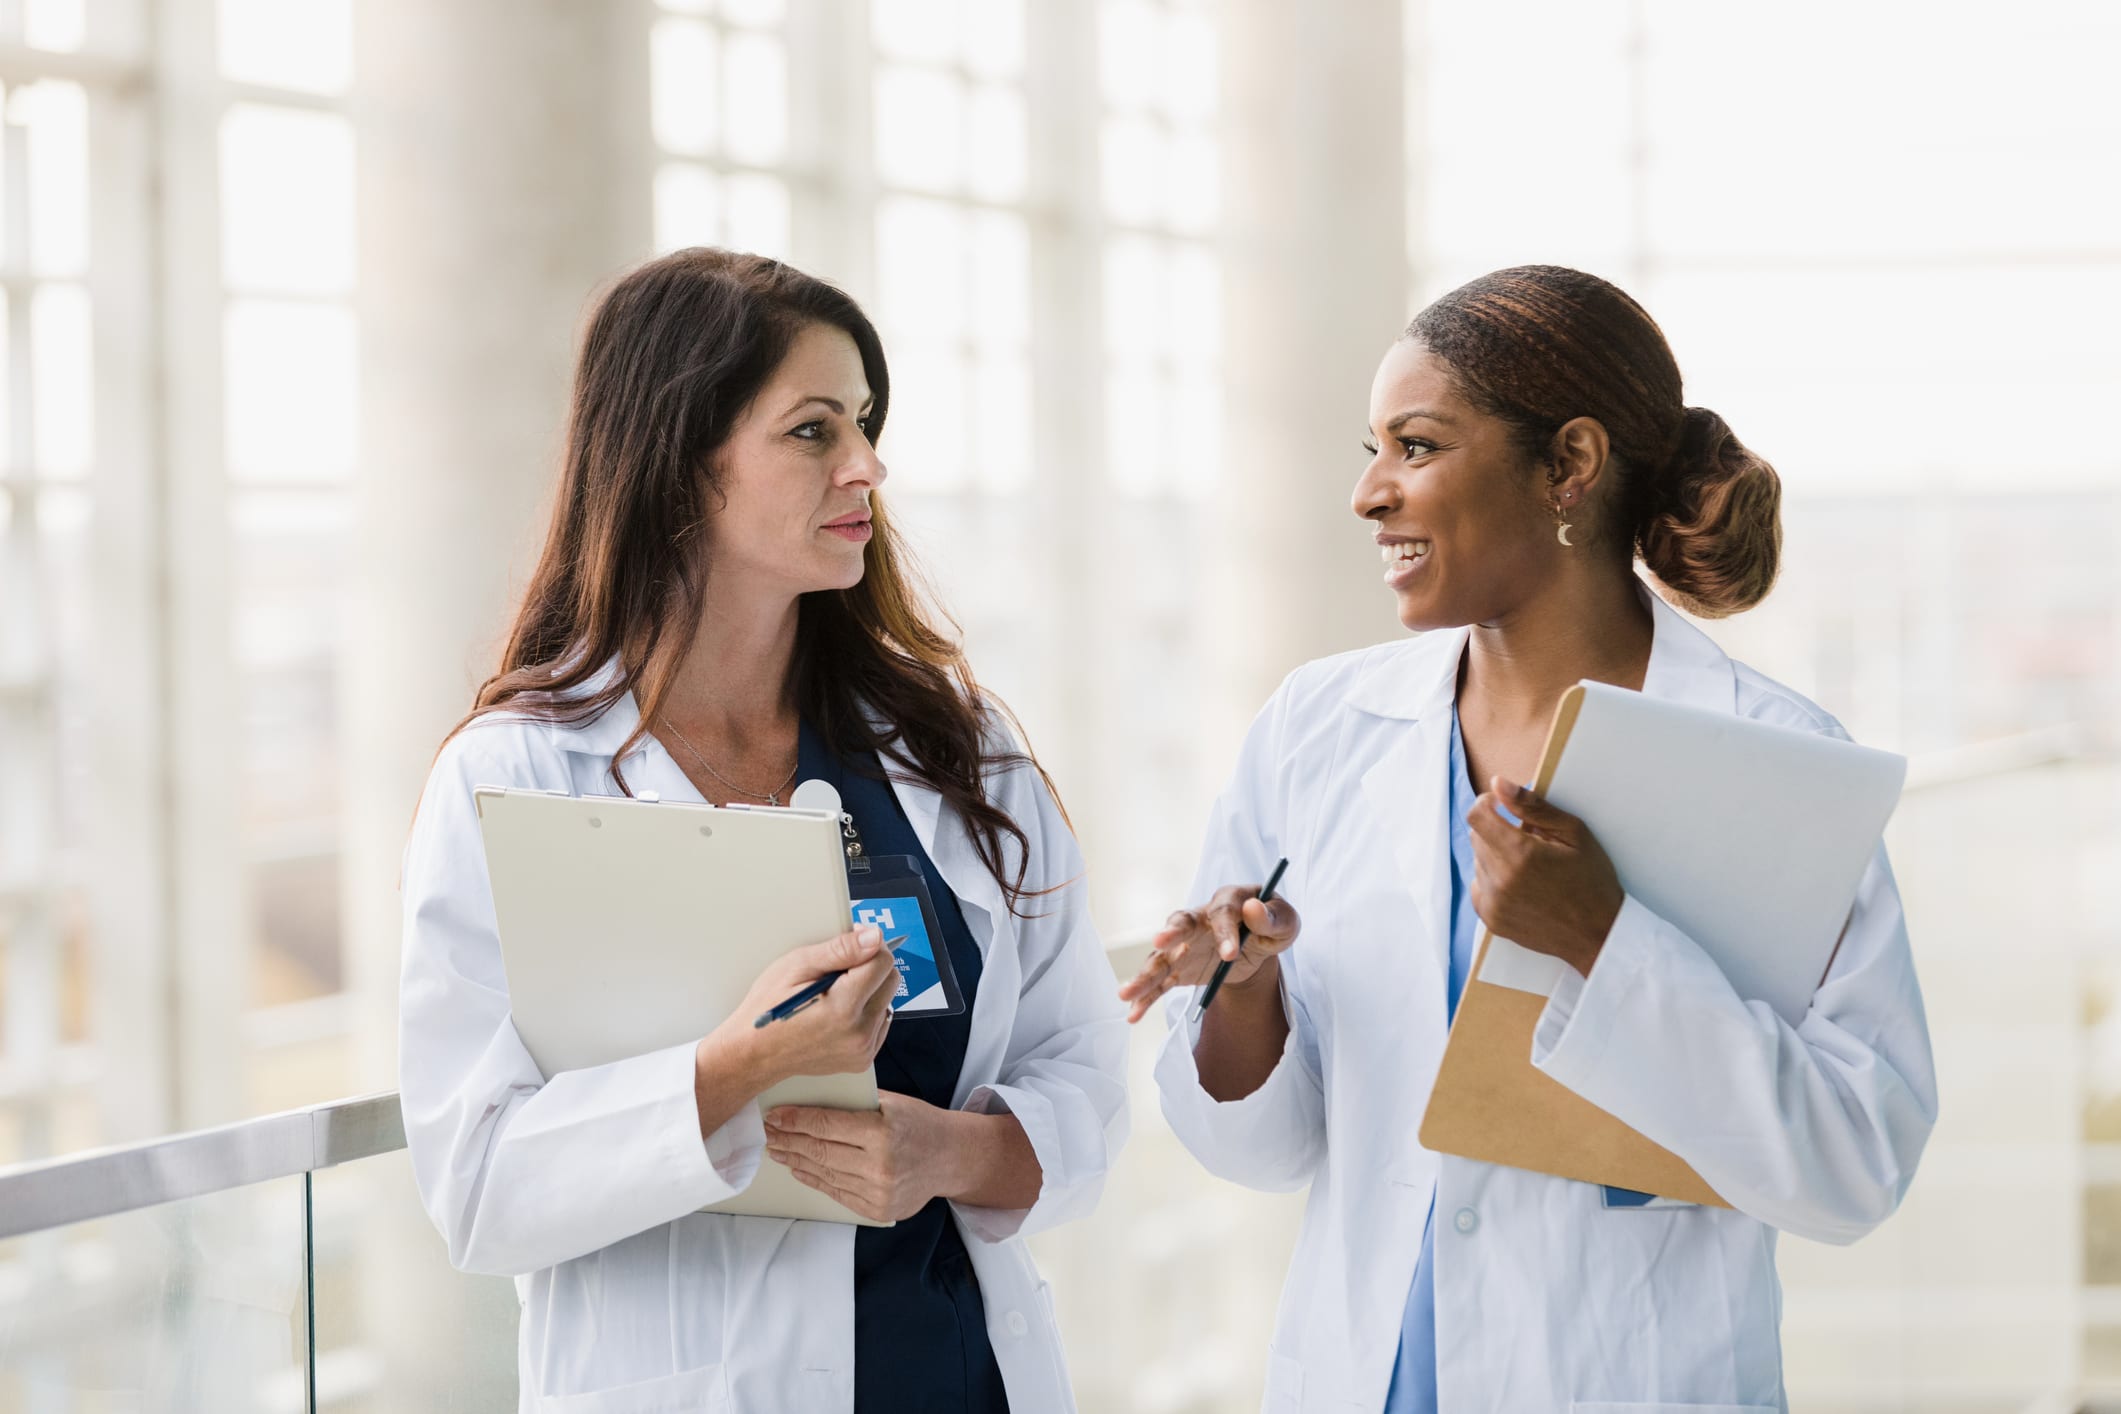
left=87, top=11, right=174, bottom=1145
left=344, top=0, right=650, bottom=1089
left=1212, top=0, right=1411, bottom=733
left=1020, top=0, right=1106, bottom=899
left=152, top=0, right=245, bottom=1133
left=343, top=4, right=652, bottom=1399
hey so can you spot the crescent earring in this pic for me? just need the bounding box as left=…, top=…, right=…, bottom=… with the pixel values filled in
left=1553, top=491, right=1574, bottom=548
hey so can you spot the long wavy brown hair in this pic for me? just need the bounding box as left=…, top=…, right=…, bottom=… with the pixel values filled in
left=445, top=247, right=1060, bottom=914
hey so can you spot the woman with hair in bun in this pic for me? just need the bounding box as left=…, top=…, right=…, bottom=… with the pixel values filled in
left=1120, top=265, right=1935, bottom=1412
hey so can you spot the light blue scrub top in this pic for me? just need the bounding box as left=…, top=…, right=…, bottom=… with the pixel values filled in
left=1383, top=706, right=1480, bottom=1414
left=1384, top=709, right=1653, bottom=1410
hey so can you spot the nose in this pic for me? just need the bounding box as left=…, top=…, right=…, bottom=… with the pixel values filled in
left=1351, top=453, right=1397, bottom=522
left=839, top=439, right=887, bottom=491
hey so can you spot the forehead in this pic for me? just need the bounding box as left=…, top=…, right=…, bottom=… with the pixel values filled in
left=766, top=321, right=873, bottom=404
left=1368, top=339, right=1465, bottom=422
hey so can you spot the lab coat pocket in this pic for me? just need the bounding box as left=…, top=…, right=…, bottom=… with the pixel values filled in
left=1570, top=1404, right=1777, bottom=1413
left=535, top=1364, right=730, bottom=1414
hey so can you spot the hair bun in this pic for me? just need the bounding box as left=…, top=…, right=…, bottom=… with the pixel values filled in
left=1637, top=406, right=1782, bottom=619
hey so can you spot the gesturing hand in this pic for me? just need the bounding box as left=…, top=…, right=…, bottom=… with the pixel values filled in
left=1117, top=885, right=1302, bottom=1025
left=1467, top=778, right=1625, bottom=977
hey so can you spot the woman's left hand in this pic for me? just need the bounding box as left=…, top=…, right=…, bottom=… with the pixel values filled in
left=765, top=1093, right=961, bottom=1223
left=1467, top=777, right=1626, bottom=978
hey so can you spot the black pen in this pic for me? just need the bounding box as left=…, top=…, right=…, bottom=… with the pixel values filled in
left=754, top=936, right=907, bottom=1028
left=1189, top=857, right=1290, bottom=1023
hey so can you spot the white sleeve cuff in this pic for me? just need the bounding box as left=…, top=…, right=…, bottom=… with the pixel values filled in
left=1152, top=979, right=1318, bottom=1156
left=654, top=1040, right=765, bottom=1205
left=949, top=1083, right=1048, bottom=1243
left=1530, top=895, right=1662, bottom=1087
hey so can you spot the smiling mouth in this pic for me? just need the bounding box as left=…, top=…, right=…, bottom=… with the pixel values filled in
left=1379, top=539, right=1431, bottom=587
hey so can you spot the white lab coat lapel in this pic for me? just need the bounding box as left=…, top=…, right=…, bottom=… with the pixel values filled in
left=1329, top=586, right=1737, bottom=1036
left=1637, top=582, right=1743, bottom=714
left=1345, top=627, right=1469, bottom=1037
left=540, top=672, right=712, bottom=804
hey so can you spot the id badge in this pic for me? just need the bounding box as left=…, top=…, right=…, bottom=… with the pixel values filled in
left=849, top=854, right=967, bottom=1019
left=1599, top=1185, right=1697, bottom=1211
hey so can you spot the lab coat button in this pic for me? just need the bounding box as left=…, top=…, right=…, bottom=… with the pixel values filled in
left=1006, top=1310, right=1029, bottom=1337
left=1453, top=1207, right=1478, bottom=1235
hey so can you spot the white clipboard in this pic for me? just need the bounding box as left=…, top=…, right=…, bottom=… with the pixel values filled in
left=474, top=785, right=889, bottom=1227
left=1475, top=680, right=1908, bottom=1027
left=1420, top=678, right=1908, bottom=1205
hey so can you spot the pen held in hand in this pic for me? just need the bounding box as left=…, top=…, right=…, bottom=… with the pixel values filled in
left=1189, top=857, right=1290, bottom=1023
left=754, top=935, right=908, bottom=1028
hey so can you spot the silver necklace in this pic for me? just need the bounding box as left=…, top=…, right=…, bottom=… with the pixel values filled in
left=659, top=718, right=800, bottom=807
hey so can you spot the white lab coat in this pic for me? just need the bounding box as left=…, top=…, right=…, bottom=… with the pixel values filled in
left=398, top=667, right=1129, bottom=1413
left=1156, top=586, right=1937, bottom=1413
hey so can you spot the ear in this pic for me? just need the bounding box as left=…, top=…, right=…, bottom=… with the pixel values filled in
left=1545, top=415, right=1612, bottom=511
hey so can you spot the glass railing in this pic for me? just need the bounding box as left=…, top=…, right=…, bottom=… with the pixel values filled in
left=0, top=1093, right=519, bottom=1412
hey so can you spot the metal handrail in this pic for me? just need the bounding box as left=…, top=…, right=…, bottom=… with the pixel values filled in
left=0, top=942, right=1161, bottom=1241
left=0, top=1091, right=404, bottom=1240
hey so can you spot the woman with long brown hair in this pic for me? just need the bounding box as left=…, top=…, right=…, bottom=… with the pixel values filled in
left=1120, top=266, right=1935, bottom=1411
left=398, top=248, right=1126, bottom=1414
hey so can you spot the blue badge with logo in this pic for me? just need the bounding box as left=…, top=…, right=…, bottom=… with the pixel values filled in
left=849, top=856, right=965, bottom=1018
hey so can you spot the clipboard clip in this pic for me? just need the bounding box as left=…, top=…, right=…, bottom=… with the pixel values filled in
left=789, top=778, right=869, bottom=875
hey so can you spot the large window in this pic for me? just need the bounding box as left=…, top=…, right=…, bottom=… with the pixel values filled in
left=0, top=0, right=364, bottom=1163
left=1098, top=0, right=1218, bottom=501
left=869, top=0, right=1032, bottom=499
left=0, top=58, right=97, bottom=1165
left=1406, top=1, right=2121, bottom=1403
left=1088, top=0, right=1223, bottom=923
left=650, top=0, right=792, bottom=259
left=216, top=0, right=359, bottom=1113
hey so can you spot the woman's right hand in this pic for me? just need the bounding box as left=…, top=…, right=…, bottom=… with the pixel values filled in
left=712, top=925, right=901, bottom=1089
left=1118, top=886, right=1302, bottom=1025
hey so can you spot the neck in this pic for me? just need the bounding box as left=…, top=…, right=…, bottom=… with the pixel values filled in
left=666, top=573, right=803, bottom=739
left=1462, top=558, right=1654, bottom=730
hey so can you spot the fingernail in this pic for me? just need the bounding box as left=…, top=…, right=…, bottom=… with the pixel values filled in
left=857, top=925, right=881, bottom=945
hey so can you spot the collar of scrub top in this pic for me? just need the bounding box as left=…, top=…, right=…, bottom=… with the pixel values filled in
left=1339, top=579, right=1740, bottom=726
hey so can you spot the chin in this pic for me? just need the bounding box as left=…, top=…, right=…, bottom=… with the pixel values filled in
left=1392, top=587, right=1467, bottom=635
left=812, top=553, right=868, bottom=595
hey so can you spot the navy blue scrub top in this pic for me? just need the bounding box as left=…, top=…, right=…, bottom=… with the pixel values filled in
left=795, top=721, right=1009, bottom=1414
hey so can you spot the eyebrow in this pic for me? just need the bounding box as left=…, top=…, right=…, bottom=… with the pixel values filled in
left=782, top=394, right=876, bottom=419
left=1384, top=408, right=1456, bottom=434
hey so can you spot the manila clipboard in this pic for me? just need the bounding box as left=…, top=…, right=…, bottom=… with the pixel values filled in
left=476, top=785, right=891, bottom=1227
left=1416, top=681, right=1907, bottom=1205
